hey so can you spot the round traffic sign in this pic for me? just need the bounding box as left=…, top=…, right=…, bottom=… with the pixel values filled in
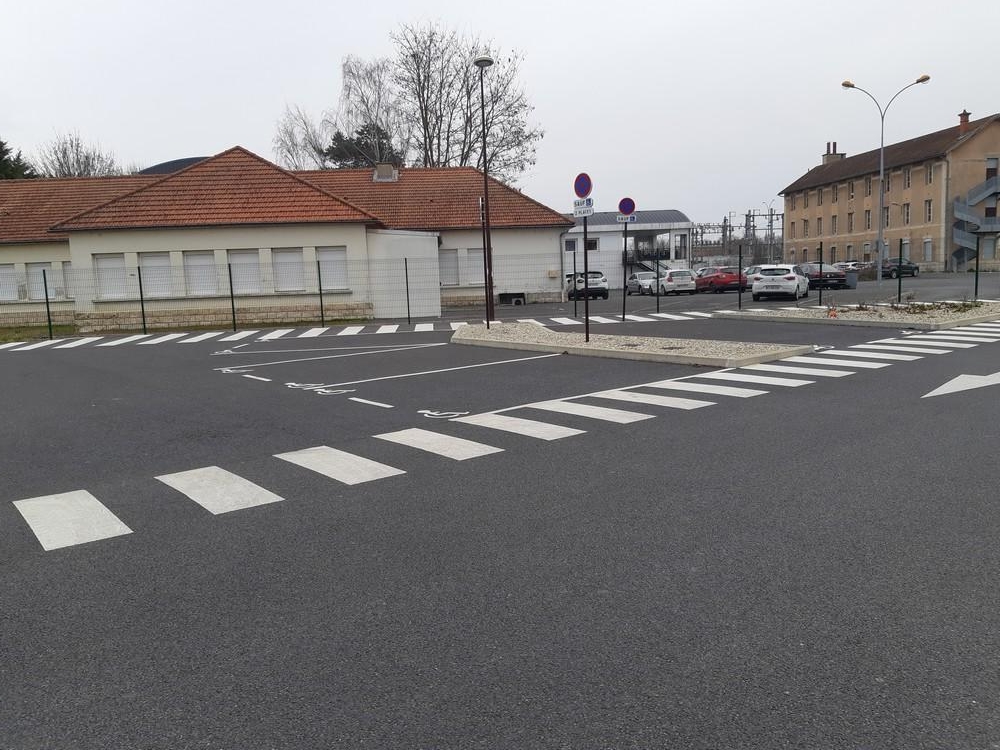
left=618, top=197, right=636, bottom=216
left=574, top=173, right=592, bottom=199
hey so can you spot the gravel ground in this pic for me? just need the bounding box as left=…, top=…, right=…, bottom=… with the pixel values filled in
left=725, top=300, right=1000, bottom=327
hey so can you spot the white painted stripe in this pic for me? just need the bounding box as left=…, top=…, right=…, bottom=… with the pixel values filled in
left=953, top=325, right=1000, bottom=332
left=12, top=339, right=66, bottom=351
left=218, top=330, right=259, bottom=341
left=550, top=317, right=581, bottom=325
left=850, top=343, right=948, bottom=354
left=592, top=389, right=714, bottom=409
left=156, top=466, right=283, bottom=515
left=623, top=314, right=656, bottom=322
left=275, top=445, right=405, bottom=485
left=13, top=490, right=132, bottom=551
left=414, top=323, right=435, bottom=332
left=137, top=333, right=188, bottom=345
left=783, top=355, right=890, bottom=369
left=646, top=380, right=768, bottom=397
left=54, top=337, right=104, bottom=349
left=96, top=334, right=151, bottom=347
left=453, top=413, right=584, bottom=440
left=694, top=371, right=814, bottom=387
left=649, top=313, right=693, bottom=320
left=822, top=349, right=921, bottom=361
left=242, top=375, right=271, bottom=382
left=376, top=325, right=399, bottom=334
left=179, top=331, right=224, bottom=343
left=375, top=428, right=502, bottom=460
left=337, top=326, right=365, bottom=336
left=683, top=311, right=713, bottom=318
left=525, top=400, right=655, bottom=423
left=258, top=329, right=293, bottom=341
left=742, top=363, right=854, bottom=378
left=909, top=334, right=998, bottom=343
left=884, top=338, right=975, bottom=348
left=967, top=323, right=1000, bottom=329
left=299, top=327, right=329, bottom=338
left=348, top=397, right=393, bottom=408
left=0, top=341, right=26, bottom=350
left=587, top=316, right=619, bottom=324
left=450, top=322, right=468, bottom=331
left=517, top=319, right=547, bottom=326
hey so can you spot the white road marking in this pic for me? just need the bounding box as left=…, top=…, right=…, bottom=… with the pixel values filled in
left=258, top=329, right=294, bottom=341
left=0, top=341, right=26, bottom=350
left=822, top=349, right=921, bottom=361
left=348, top=397, right=394, bottom=408
left=693, top=372, right=814, bottom=387
left=922, top=370, right=1000, bottom=399
left=337, top=326, right=365, bottom=336
left=649, top=313, right=693, bottom=320
left=645, top=380, right=768, bottom=397
left=54, top=337, right=104, bottom=348
left=453, top=413, right=584, bottom=440
left=375, top=428, right=503, bottom=460
left=275, top=446, right=405, bottom=485
left=137, top=333, right=188, bottom=345
left=218, top=330, right=259, bottom=341
left=591, top=389, right=715, bottom=409
left=872, top=337, right=976, bottom=349
left=11, top=339, right=66, bottom=351
left=96, top=334, right=151, bottom=347
left=179, top=331, right=224, bottom=343
left=414, top=323, right=435, bottom=332
left=156, top=466, right=283, bottom=515
left=212, top=343, right=445, bottom=371
left=242, top=375, right=271, bottom=382
left=682, top=311, right=713, bottom=318
left=376, top=324, right=400, bottom=334
left=587, top=316, right=619, bottom=323
left=550, top=317, right=581, bottom=325
left=524, top=400, right=655, bottom=423
left=623, top=315, right=655, bottom=322
left=299, top=327, right=329, bottom=338
left=449, top=322, right=468, bottom=330
left=517, top=319, right=547, bottom=326
left=909, top=334, right=998, bottom=343
left=850, top=343, right=948, bottom=354
left=742, top=363, right=854, bottom=378
left=782, top=355, right=890, bottom=369
left=13, top=490, right=132, bottom=551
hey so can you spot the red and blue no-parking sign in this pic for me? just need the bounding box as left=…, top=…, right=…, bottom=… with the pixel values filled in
left=574, top=173, right=592, bottom=199
left=618, top=197, right=635, bottom=216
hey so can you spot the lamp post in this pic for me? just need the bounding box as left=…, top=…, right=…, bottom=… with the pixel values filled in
left=473, top=54, right=495, bottom=326
left=842, top=74, right=930, bottom=287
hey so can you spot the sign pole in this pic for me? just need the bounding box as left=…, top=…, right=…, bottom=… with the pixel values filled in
left=655, top=241, right=660, bottom=313
left=974, top=235, right=981, bottom=301
left=583, top=215, right=590, bottom=342
left=621, top=221, right=628, bottom=321
left=818, top=241, right=824, bottom=308
left=572, top=251, right=578, bottom=318
left=737, top=244, right=743, bottom=312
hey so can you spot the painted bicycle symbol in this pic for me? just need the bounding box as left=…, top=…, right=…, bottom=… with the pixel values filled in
left=417, top=410, right=469, bottom=419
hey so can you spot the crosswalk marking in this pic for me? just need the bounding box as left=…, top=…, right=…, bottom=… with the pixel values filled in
left=909, top=333, right=998, bottom=343
left=850, top=343, right=948, bottom=354
left=138, top=333, right=188, bottom=345
left=0, top=341, right=25, bottom=350
left=11, top=339, right=66, bottom=351
left=524, top=400, right=655, bottom=423
left=179, top=331, right=224, bottom=343
left=453, top=413, right=584, bottom=440
left=782, top=355, right=890, bottom=369
left=966, top=324, right=1000, bottom=331
left=298, top=327, right=329, bottom=338
left=13, top=490, right=132, bottom=551
left=97, top=334, right=151, bottom=347
left=742, top=363, right=854, bottom=378
left=54, top=337, right=104, bottom=348
left=624, top=314, right=656, bottom=322
left=649, top=313, right=694, bottom=320
left=375, top=428, right=503, bottom=460
left=588, top=316, right=618, bottom=324
left=414, top=323, right=435, bottom=332
left=450, top=322, right=468, bottom=331
left=258, top=329, right=293, bottom=341
left=823, top=349, right=921, bottom=361
left=693, top=371, right=814, bottom=387
left=591, top=389, right=715, bottom=410
left=376, top=324, right=399, bottom=334
left=275, top=445, right=405, bottom=485
left=337, top=326, right=365, bottom=336
left=683, top=311, right=713, bottom=318
left=156, top=466, right=283, bottom=515
left=646, top=380, right=768, bottom=397
left=551, top=317, right=581, bottom=325
left=218, top=330, right=259, bottom=341
left=517, top=318, right=546, bottom=326
left=874, top=337, right=976, bottom=349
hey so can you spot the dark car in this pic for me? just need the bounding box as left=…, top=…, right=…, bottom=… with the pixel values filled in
left=881, top=258, right=920, bottom=278
left=800, top=262, right=847, bottom=289
left=695, top=266, right=748, bottom=293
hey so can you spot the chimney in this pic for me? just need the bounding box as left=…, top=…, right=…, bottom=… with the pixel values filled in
left=958, top=110, right=971, bottom=135
left=822, top=141, right=846, bottom=165
left=372, top=163, right=398, bottom=182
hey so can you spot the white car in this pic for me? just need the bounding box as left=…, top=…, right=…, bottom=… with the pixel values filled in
left=750, top=264, right=809, bottom=301
left=626, top=271, right=657, bottom=295
left=565, top=271, right=609, bottom=300
left=658, top=269, right=697, bottom=295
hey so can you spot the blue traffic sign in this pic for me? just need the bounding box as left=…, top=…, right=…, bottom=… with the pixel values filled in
left=574, top=173, right=592, bottom=199
left=618, top=197, right=636, bottom=216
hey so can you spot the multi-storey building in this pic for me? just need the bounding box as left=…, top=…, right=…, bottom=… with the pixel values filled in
left=780, top=110, right=1000, bottom=271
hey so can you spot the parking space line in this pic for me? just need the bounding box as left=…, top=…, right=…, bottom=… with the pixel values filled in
left=13, top=490, right=133, bottom=551
left=54, top=337, right=104, bottom=349
left=782, top=355, right=890, bottom=369
left=156, top=466, right=283, bottom=515
left=645, top=380, right=768, bottom=397
left=693, top=372, right=814, bottom=387
left=742, top=363, right=854, bottom=378
left=525, top=400, right=655, bottom=423
left=275, top=446, right=405, bottom=485
left=348, top=397, right=393, bottom=408
left=453, top=413, right=584, bottom=440
left=375, top=428, right=503, bottom=460
left=591, top=389, right=715, bottom=410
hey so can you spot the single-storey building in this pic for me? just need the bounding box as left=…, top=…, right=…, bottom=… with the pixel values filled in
left=0, top=147, right=573, bottom=331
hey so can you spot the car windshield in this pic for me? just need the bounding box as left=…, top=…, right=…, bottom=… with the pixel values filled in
left=759, top=268, right=792, bottom=276
left=635, top=273, right=655, bottom=279
left=720, top=267, right=738, bottom=274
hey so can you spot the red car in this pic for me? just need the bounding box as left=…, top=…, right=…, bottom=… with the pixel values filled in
left=695, top=266, right=748, bottom=293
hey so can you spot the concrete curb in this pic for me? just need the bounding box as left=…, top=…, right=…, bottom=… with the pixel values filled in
left=714, top=310, right=1000, bottom=330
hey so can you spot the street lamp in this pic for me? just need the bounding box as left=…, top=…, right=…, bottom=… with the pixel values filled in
left=473, top=54, right=495, bottom=326
left=842, top=74, right=930, bottom=287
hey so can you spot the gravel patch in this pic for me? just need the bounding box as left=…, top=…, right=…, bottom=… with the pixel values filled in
left=719, top=300, right=1000, bottom=329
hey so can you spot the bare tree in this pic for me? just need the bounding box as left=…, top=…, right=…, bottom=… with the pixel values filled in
left=272, top=105, right=332, bottom=170
left=332, top=56, right=411, bottom=166
left=33, top=132, right=121, bottom=177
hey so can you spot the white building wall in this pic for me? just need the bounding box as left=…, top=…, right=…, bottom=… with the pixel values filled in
left=365, top=228, right=441, bottom=318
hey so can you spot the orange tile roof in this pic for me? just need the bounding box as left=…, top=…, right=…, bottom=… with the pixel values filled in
left=0, top=175, right=156, bottom=244
left=53, top=147, right=379, bottom=232
left=298, top=166, right=573, bottom=230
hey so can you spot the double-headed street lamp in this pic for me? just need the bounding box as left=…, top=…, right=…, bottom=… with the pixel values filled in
left=473, top=54, right=495, bottom=326
left=842, top=74, right=930, bottom=287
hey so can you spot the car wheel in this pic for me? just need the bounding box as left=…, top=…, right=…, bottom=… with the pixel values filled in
left=913, top=268, right=919, bottom=277
left=688, top=289, right=697, bottom=295
left=752, top=293, right=760, bottom=302
left=889, top=269, right=899, bottom=279
left=802, top=287, right=809, bottom=298
left=602, top=292, right=609, bottom=300
left=626, top=288, right=632, bottom=296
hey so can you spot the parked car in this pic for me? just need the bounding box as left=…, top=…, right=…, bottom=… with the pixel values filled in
left=881, top=258, right=920, bottom=278
left=658, top=269, right=697, bottom=295
left=800, top=262, right=848, bottom=289
left=694, top=266, right=719, bottom=278
left=625, top=271, right=657, bottom=295
left=695, top=266, right=748, bottom=293
left=750, top=265, right=810, bottom=301
left=565, top=270, right=609, bottom=300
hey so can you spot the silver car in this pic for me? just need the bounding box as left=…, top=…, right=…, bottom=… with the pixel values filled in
left=626, top=272, right=657, bottom=295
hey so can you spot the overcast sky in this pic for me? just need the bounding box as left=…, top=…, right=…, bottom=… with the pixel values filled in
left=4, top=0, right=996, bottom=222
